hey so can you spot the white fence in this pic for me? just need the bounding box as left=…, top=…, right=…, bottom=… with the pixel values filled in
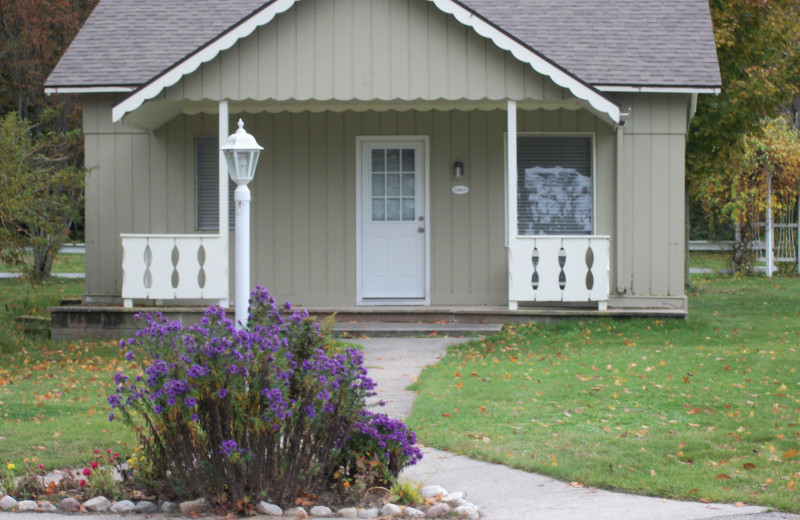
left=508, top=236, right=610, bottom=310
left=121, top=234, right=228, bottom=307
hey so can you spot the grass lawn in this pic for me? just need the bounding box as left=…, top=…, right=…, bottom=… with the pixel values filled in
left=689, top=251, right=731, bottom=272
left=407, top=275, right=800, bottom=511
left=0, top=253, right=85, bottom=274
left=0, top=278, right=137, bottom=469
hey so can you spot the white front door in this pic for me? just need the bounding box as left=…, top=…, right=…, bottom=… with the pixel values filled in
left=360, top=139, right=427, bottom=301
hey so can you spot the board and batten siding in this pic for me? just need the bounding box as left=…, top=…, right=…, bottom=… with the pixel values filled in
left=614, top=93, right=690, bottom=304
left=83, top=94, right=622, bottom=305
left=163, top=0, right=571, bottom=105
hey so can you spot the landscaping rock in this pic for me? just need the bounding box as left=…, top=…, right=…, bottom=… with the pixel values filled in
left=420, top=485, right=447, bottom=499
left=309, top=505, right=333, bottom=517
left=37, top=501, right=57, bottom=512
left=453, top=504, right=480, bottom=519
left=425, top=503, right=450, bottom=518
left=134, top=500, right=159, bottom=513
left=357, top=508, right=379, bottom=519
left=59, top=497, right=80, bottom=511
left=255, top=501, right=282, bottom=516
left=111, top=499, right=136, bottom=513
left=404, top=507, right=425, bottom=518
left=16, top=500, right=37, bottom=511
left=161, top=501, right=179, bottom=513
left=284, top=506, right=309, bottom=518
left=442, top=491, right=464, bottom=503
left=336, top=507, right=358, bottom=518
left=179, top=497, right=206, bottom=513
left=380, top=503, right=402, bottom=516
left=83, top=496, right=112, bottom=512
left=0, top=496, right=17, bottom=511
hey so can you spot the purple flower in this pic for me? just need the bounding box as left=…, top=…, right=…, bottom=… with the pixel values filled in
left=220, top=439, right=238, bottom=456
left=217, top=388, right=228, bottom=398
left=184, top=396, right=197, bottom=408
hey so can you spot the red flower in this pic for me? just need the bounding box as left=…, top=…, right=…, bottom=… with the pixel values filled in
left=106, top=448, right=111, bottom=454
left=79, top=479, right=86, bottom=487
left=83, top=468, right=91, bottom=476
left=93, top=449, right=100, bottom=454
left=91, top=461, right=99, bottom=469
left=38, top=464, right=45, bottom=470
left=113, top=453, right=119, bottom=459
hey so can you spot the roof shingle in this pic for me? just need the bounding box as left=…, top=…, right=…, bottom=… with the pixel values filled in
left=45, top=0, right=721, bottom=90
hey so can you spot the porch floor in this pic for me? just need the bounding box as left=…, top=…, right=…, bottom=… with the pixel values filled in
left=49, top=302, right=687, bottom=341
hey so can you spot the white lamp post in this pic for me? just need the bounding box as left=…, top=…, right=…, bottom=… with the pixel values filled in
left=221, top=118, right=263, bottom=329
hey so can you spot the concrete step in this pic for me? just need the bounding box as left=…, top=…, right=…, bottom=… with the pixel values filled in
left=333, top=321, right=502, bottom=338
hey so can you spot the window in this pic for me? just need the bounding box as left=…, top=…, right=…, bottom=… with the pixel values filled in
left=517, top=135, right=592, bottom=236
left=196, top=135, right=235, bottom=230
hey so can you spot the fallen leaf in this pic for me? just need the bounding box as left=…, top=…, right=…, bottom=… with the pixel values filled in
left=716, top=474, right=731, bottom=480
left=441, top=412, right=452, bottom=418
left=783, top=449, right=798, bottom=459
left=743, top=463, right=756, bottom=470
left=733, top=502, right=745, bottom=507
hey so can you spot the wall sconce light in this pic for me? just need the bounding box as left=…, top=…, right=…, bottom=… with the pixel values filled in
left=453, top=161, right=464, bottom=178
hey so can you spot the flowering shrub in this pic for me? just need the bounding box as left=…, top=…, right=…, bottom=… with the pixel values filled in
left=0, top=460, right=46, bottom=499
left=108, top=287, right=421, bottom=508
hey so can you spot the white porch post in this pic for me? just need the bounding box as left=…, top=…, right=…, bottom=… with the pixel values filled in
left=218, top=101, right=230, bottom=306
left=507, top=99, right=518, bottom=310
left=234, top=185, right=251, bottom=328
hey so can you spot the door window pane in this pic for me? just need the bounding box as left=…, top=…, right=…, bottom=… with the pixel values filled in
left=401, top=174, right=415, bottom=196
left=386, top=198, right=401, bottom=221
left=401, top=149, right=415, bottom=171
left=386, top=174, right=401, bottom=196
left=386, top=149, right=400, bottom=172
left=372, top=149, right=385, bottom=172
left=372, top=174, right=385, bottom=197
left=371, top=199, right=385, bottom=221
left=402, top=198, right=415, bottom=221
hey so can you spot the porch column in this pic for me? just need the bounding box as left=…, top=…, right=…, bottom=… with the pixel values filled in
left=507, top=99, right=518, bottom=310
left=218, top=100, right=230, bottom=306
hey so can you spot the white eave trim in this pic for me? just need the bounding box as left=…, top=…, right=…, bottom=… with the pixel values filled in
left=596, top=85, right=721, bottom=95
left=112, top=0, right=620, bottom=124
left=45, top=86, right=135, bottom=95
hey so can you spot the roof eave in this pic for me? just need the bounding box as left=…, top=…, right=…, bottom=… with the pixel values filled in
left=44, top=85, right=137, bottom=95
left=595, top=85, right=721, bottom=95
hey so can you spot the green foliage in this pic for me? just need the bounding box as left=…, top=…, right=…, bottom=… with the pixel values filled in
left=0, top=113, right=85, bottom=282
left=408, top=275, right=800, bottom=512
left=389, top=479, right=424, bottom=506
left=688, top=0, right=800, bottom=234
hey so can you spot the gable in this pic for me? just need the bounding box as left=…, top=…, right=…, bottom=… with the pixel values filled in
left=111, top=0, right=618, bottom=126
left=165, top=0, right=572, bottom=105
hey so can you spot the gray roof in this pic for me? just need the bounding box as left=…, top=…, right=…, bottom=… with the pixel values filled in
left=46, top=0, right=721, bottom=90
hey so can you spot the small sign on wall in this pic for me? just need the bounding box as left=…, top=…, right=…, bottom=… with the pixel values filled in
left=452, top=185, right=469, bottom=195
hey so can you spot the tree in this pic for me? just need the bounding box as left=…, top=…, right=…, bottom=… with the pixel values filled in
left=0, top=113, right=85, bottom=282
left=687, top=0, right=800, bottom=235
left=0, top=0, right=97, bottom=278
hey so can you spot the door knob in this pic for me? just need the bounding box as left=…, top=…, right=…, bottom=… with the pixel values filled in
left=418, top=227, right=425, bottom=233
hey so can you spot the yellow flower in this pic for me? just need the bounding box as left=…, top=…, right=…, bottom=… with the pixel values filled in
left=6, top=463, right=14, bottom=470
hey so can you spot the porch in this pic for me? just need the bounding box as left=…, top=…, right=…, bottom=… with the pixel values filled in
left=49, top=301, right=687, bottom=342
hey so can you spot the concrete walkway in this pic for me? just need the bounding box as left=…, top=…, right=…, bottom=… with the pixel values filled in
left=355, top=337, right=797, bottom=520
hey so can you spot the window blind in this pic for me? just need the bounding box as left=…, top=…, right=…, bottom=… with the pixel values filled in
left=517, top=136, right=592, bottom=236
left=196, top=135, right=235, bottom=230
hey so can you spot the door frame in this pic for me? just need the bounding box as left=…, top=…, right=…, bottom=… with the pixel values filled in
left=355, top=135, right=431, bottom=306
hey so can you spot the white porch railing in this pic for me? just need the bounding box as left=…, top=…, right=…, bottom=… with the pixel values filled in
left=121, top=234, right=228, bottom=307
left=508, top=236, right=610, bottom=310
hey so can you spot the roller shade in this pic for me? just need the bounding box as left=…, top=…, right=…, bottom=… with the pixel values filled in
left=196, top=135, right=235, bottom=230
left=517, top=135, right=592, bottom=236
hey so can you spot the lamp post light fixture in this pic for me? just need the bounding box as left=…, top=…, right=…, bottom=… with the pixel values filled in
left=221, top=118, right=263, bottom=329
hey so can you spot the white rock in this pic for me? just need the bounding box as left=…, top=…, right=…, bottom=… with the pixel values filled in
left=134, top=501, right=158, bottom=513
left=309, top=505, right=333, bottom=517
left=83, top=496, right=112, bottom=512
left=358, top=508, right=379, bottom=518
left=16, top=500, right=37, bottom=511
left=179, top=497, right=206, bottom=513
left=380, top=503, right=402, bottom=516
left=453, top=504, right=480, bottom=520
left=0, top=496, right=17, bottom=510
left=336, top=507, right=358, bottom=518
left=111, top=500, right=136, bottom=513
left=404, top=507, right=425, bottom=518
left=37, top=501, right=57, bottom=512
left=425, top=503, right=450, bottom=518
left=255, top=501, right=282, bottom=516
left=161, top=501, right=179, bottom=513
left=420, top=485, right=447, bottom=499
left=284, top=506, right=309, bottom=518
left=442, top=491, right=464, bottom=503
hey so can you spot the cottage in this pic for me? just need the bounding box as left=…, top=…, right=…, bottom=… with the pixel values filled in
left=46, top=0, right=720, bottom=320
